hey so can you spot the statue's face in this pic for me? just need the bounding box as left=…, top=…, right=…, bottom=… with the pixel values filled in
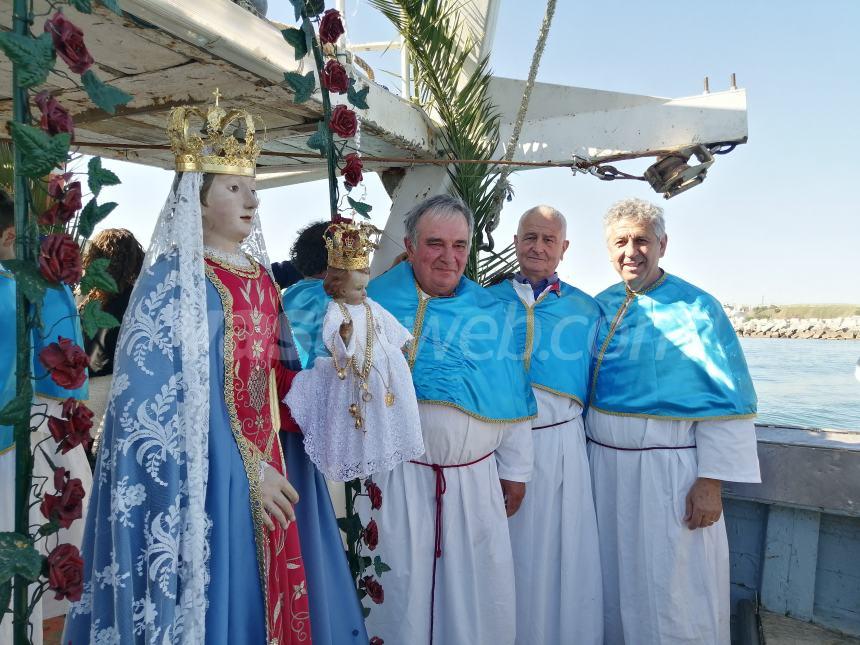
left=605, top=220, right=667, bottom=291
left=405, top=213, right=469, bottom=297
left=201, top=174, right=258, bottom=250
left=514, top=210, right=569, bottom=282
left=340, top=270, right=369, bottom=305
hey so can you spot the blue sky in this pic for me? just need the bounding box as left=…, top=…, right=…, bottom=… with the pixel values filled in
left=95, top=0, right=860, bottom=304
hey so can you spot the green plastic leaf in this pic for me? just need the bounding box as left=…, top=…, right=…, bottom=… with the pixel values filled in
left=0, top=387, right=32, bottom=426
left=70, top=0, right=93, bottom=12
left=87, top=156, right=121, bottom=197
left=0, top=32, right=56, bottom=89
left=284, top=70, right=315, bottom=104
left=347, top=195, right=372, bottom=217
left=79, top=257, right=118, bottom=297
left=2, top=259, right=50, bottom=305
left=281, top=27, right=308, bottom=60
left=373, top=555, right=392, bottom=577
left=360, top=555, right=372, bottom=572
left=0, top=533, right=44, bottom=585
left=37, top=521, right=61, bottom=538
left=306, top=121, right=330, bottom=156
left=288, top=0, right=303, bottom=21
left=78, top=197, right=118, bottom=239
left=8, top=123, right=70, bottom=179
left=80, top=70, right=132, bottom=115
left=98, top=0, right=123, bottom=16
left=80, top=300, right=120, bottom=339
left=347, top=83, right=370, bottom=110
left=362, top=606, right=371, bottom=618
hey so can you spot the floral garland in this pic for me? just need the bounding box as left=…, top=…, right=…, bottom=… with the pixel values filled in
left=0, top=1, right=130, bottom=641
left=281, top=1, right=388, bottom=636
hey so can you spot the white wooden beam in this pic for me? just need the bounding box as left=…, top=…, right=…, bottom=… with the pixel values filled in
left=489, top=77, right=748, bottom=164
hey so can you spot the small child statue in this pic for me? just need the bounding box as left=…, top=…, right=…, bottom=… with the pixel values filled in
left=285, top=221, right=424, bottom=481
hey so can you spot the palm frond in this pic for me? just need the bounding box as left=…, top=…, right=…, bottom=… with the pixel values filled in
left=370, top=0, right=509, bottom=282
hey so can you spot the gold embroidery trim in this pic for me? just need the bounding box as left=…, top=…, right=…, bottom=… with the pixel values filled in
left=532, top=384, right=584, bottom=408
left=589, top=272, right=671, bottom=407
left=204, top=253, right=262, bottom=279
left=205, top=263, right=271, bottom=641
left=523, top=288, right=551, bottom=372
left=590, top=405, right=756, bottom=422
left=419, top=398, right=536, bottom=424
left=407, top=281, right=430, bottom=371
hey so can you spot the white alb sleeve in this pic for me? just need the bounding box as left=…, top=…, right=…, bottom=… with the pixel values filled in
left=495, top=419, right=534, bottom=483
left=695, top=418, right=761, bottom=483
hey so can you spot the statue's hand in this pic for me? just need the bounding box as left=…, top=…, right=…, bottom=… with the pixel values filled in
left=339, top=319, right=354, bottom=345
left=260, top=464, right=299, bottom=531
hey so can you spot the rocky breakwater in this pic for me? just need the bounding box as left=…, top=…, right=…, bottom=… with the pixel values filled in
left=733, top=316, right=860, bottom=340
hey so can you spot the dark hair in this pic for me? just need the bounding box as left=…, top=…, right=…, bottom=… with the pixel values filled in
left=200, top=173, right=215, bottom=206
left=0, top=188, right=13, bottom=232
left=79, top=228, right=145, bottom=307
left=323, top=266, right=369, bottom=298
left=290, top=220, right=330, bottom=278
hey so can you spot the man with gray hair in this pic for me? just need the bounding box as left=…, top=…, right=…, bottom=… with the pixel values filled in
left=489, top=204, right=604, bottom=644
left=366, top=194, right=536, bottom=645
left=587, top=197, right=761, bottom=644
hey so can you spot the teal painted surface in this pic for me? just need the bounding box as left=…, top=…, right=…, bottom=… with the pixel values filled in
left=726, top=499, right=766, bottom=606
left=725, top=499, right=860, bottom=637
left=814, top=514, right=860, bottom=635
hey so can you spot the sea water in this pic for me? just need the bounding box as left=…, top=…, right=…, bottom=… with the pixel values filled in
left=741, top=337, right=860, bottom=431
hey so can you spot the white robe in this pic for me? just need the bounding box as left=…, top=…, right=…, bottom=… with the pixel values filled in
left=586, top=410, right=761, bottom=645
left=364, top=403, right=533, bottom=645
left=508, top=388, right=603, bottom=645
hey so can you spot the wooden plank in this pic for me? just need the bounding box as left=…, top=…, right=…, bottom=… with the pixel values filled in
left=726, top=499, right=767, bottom=605
left=761, top=610, right=860, bottom=644
left=761, top=507, right=821, bottom=621
left=813, top=514, right=860, bottom=636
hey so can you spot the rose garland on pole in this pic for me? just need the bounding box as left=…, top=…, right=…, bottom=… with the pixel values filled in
left=0, top=1, right=130, bottom=641
left=281, top=1, right=388, bottom=628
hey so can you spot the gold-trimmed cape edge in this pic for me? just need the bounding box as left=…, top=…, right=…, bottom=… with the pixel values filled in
left=589, top=405, right=757, bottom=422
left=532, top=383, right=584, bottom=408
left=418, top=398, right=536, bottom=424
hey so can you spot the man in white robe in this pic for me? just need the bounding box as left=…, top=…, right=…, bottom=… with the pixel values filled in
left=489, top=206, right=603, bottom=644
left=366, top=195, right=536, bottom=645
left=587, top=198, right=761, bottom=645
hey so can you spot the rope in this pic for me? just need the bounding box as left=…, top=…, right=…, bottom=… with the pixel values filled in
left=486, top=0, right=557, bottom=238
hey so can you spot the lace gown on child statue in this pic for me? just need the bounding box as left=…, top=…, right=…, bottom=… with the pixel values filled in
left=286, top=223, right=423, bottom=481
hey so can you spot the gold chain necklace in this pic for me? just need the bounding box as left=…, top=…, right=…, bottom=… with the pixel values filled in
left=334, top=301, right=376, bottom=430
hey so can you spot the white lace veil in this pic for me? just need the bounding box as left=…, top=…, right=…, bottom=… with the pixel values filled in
left=116, top=171, right=274, bottom=641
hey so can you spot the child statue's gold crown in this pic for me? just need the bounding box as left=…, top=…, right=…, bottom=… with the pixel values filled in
left=167, top=89, right=262, bottom=177
left=325, top=221, right=381, bottom=271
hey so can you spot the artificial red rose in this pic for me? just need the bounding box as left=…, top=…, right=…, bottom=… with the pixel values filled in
left=328, top=104, right=357, bottom=138
left=48, top=398, right=94, bottom=453
left=46, top=543, right=84, bottom=602
left=365, top=479, right=382, bottom=510
left=39, top=338, right=89, bottom=391
left=39, top=233, right=82, bottom=284
left=361, top=576, right=384, bottom=605
left=369, top=638, right=384, bottom=645
left=40, top=467, right=86, bottom=529
left=44, top=12, right=94, bottom=75
left=318, top=9, right=345, bottom=45
left=362, top=518, right=379, bottom=551
left=341, top=153, right=363, bottom=189
left=34, top=91, right=75, bottom=137
left=40, top=180, right=82, bottom=227
left=321, top=60, right=350, bottom=94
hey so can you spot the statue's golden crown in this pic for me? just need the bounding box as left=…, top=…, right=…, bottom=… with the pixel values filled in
left=167, top=89, right=262, bottom=177
left=325, top=221, right=381, bottom=271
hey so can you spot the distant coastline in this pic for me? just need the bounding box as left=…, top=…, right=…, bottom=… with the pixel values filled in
left=725, top=304, right=860, bottom=340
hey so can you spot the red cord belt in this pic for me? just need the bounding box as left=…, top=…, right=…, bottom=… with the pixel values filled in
left=408, top=451, right=494, bottom=644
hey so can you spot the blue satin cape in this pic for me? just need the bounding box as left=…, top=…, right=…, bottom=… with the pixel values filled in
left=489, top=279, right=601, bottom=407
left=367, top=262, right=536, bottom=422
left=590, top=273, right=757, bottom=420
left=281, top=278, right=330, bottom=369
left=0, top=270, right=87, bottom=452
